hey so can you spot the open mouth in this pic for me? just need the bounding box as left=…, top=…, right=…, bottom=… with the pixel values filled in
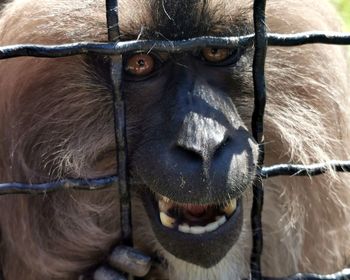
left=157, top=195, right=237, bottom=234
left=142, top=190, right=243, bottom=268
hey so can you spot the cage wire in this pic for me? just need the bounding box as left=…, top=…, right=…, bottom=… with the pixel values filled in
left=0, top=0, right=350, bottom=279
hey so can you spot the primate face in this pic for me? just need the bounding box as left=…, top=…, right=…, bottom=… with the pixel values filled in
left=84, top=1, right=259, bottom=268
left=123, top=48, right=259, bottom=266
left=110, top=3, right=259, bottom=267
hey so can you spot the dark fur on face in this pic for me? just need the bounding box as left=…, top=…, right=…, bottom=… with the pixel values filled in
left=0, top=0, right=349, bottom=279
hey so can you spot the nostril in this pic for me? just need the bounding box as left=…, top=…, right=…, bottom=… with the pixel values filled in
left=174, top=133, right=232, bottom=163
left=213, top=134, right=231, bottom=158
left=173, top=145, right=204, bottom=162
left=175, top=113, right=230, bottom=163
left=222, top=135, right=231, bottom=146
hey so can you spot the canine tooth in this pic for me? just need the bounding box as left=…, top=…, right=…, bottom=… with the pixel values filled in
left=204, top=221, right=219, bottom=232
left=216, top=216, right=227, bottom=226
left=178, top=223, right=190, bottom=233
left=160, top=195, right=171, bottom=203
left=158, top=199, right=172, bottom=212
left=189, top=226, right=206, bottom=234
left=223, top=199, right=237, bottom=216
left=160, top=212, right=176, bottom=228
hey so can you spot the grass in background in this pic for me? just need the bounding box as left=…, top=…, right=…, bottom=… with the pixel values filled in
left=333, top=0, right=350, bottom=31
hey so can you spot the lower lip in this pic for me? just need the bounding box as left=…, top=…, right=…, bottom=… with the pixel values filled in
left=142, top=191, right=244, bottom=268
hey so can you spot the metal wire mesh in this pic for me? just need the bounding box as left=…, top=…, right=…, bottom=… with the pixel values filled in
left=105, top=0, right=133, bottom=248
left=0, top=0, right=350, bottom=279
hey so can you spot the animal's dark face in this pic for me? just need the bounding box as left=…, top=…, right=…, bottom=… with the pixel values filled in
left=115, top=2, right=259, bottom=267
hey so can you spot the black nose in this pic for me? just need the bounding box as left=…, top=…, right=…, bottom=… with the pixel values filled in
left=175, top=112, right=229, bottom=164
left=134, top=110, right=256, bottom=204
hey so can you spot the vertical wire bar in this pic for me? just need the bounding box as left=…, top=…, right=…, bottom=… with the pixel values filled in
left=105, top=0, right=133, bottom=247
left=251, top=0, right=267, bottom=279
left=106, top=0, right=119, bottom=41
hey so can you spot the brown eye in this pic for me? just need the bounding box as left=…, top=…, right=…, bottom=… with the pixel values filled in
left=202, top=47, right=231, bottom=63
left=124, top=53, right=155, bottom=76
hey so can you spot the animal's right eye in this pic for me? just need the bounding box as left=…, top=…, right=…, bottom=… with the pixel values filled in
left=124, top=53, right=155, bottom=77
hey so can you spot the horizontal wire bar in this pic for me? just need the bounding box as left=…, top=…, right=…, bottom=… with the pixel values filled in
left=262, top=268, right=350, bottom=280
left=268, top=31, right=350, bottom=46
left=1, top=161, right=349, bottom=194
left=0, top=176, right=118, bottom=195
left=0, top=32, right=349, bottom=59
left=261, top=160, right=350, bottom=178
left=0, top=36, right=253, bottom=59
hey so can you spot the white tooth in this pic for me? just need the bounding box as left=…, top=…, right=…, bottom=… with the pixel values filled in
left=217, top=215, right=227, bottom=226
left=160, top=212, right=176, bottom=228
left=160, top=195, right=171, bottom=203
left=223, top=199, right=237, bottom=216
left=189, top=226, right=206, bottom=234
left=204, top=221, right=219, bottom=232
left=178, top=223, right=190, bottom=233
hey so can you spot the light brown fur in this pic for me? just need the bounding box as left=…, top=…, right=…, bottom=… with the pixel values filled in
left=0, top=0, right=349, bottom=279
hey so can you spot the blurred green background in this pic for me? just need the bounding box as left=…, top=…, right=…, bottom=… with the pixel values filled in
left=333, top=0, right=350, bottom=30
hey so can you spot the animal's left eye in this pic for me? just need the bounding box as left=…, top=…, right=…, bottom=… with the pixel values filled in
left=202, top=47, right=231, bottom=63
left=200, top=47, right=243, bottom=66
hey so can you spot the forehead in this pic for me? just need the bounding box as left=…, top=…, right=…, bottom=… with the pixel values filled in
left=0, top=0, right=252, bottom=45
left=119, top=0, right=253, bottom=40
